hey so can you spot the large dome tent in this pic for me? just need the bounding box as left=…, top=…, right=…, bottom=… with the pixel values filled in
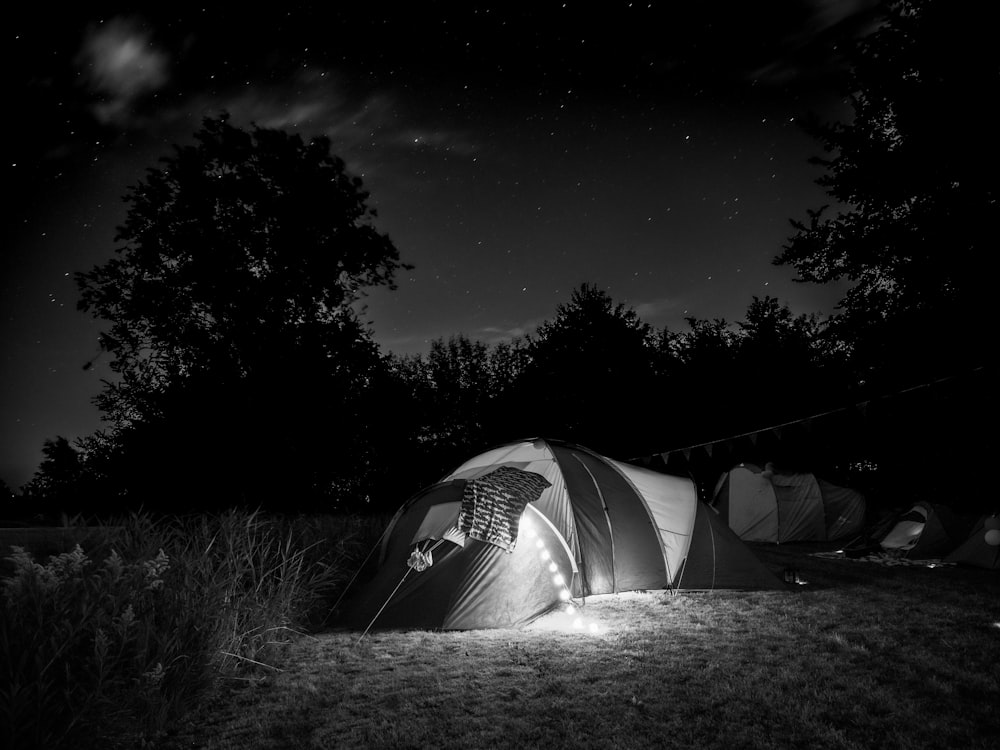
left=338, top=439, right=784, bottom=632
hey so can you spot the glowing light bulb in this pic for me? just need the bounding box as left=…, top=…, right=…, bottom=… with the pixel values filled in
left=541, top=550, right=551, bottom=560
left=565, top=604, right=575, bottom=614
left=553, top=574, right=565, bottom=586
left=559, top=589, right=571, bottom=601
left=535, top=539, right=545, bottom=549
left=548, top=562, right=558, bottom=573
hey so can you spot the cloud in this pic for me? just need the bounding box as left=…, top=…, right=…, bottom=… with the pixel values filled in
left=478, top=325, right=530, bottom=341
left=746, top=0, right=882, bottom=87
left=391, top=129, right=478, bottom=157
left=77, top=17, right=170, bottom=124
left=632, top=297, right=683, bottom=324
left=476, top=313, right=551, bottom=344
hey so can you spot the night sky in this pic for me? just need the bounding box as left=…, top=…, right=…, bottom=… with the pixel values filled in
left=1, top=1, right=882, bottom=489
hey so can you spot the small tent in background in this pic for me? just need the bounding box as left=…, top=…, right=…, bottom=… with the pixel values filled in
left=711, top=463, right=866, bottom=543
left=339, top=439, right=784, bottom=631
left=878, top=501, right=975, bottom=558
left=944, top=514, right=1000, bottom=569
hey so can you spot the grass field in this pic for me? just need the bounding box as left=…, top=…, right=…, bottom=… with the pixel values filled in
left=159, top=543, right=1000, bottom=750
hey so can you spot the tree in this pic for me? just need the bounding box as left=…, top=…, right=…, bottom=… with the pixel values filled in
left=21, top=437, right=90, bottom=516
left=74, top=115, right=409, bottom=511
left=734, top=296, right=844, bottom=415
left=775, top=0, right=995, bottom=386
left=387, top=334, right=529, bottom=484
left=509, top=283, right=659, bottom=458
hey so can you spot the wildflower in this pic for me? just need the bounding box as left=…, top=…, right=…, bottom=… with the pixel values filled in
left=115, top=603, right=136, bottom=633
left=143, top=549, right=170, bottom=590
left=0, top=546, right=43, bottom=597
left=102, top=549, right=124, bottom=581
left=142, top=662, right=164, bottom=686
left=95, top=628, right=110, bottom=660
left=49, top=545, right=91, bottom=581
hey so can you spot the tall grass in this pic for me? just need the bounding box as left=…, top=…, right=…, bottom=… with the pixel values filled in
left=0, top=509, right=362, bottom=750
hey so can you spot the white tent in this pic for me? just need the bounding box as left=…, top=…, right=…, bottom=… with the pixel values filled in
left=339, top=440, right=785, bottom=631
left=712, top=463, right=866, bottom=543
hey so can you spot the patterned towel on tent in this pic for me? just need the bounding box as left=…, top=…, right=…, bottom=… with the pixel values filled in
left=457, top=466, right=551, bottom=552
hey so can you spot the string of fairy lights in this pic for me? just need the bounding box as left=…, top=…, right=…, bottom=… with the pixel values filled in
left=520, top=513, right=601, bottom=634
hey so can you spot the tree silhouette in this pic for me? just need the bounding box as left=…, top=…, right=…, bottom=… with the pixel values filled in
left=388, top=334, right=529, bottom=482
left=73, top=115, right=409, bottom=511
left=509, top=283, right=659, bottom=458
left=775, top=0, right=993, bottom=386
left=20, top=437, right=95, bottom=517
left=774, top=0, right=992, bottom=509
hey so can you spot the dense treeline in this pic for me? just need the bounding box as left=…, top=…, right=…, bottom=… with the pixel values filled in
left=13, top=281, right=986, bottom=519
left=6, top=0, right=991, bottom=520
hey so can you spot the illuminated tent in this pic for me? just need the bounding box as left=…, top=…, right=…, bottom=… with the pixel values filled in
left=878, top=501, right=974, bottom=558
left=339, top=439, right=783, bottom=631
left=944, top=515, right=1000, bottom=569
left=711, top=463, right=866, bottom=543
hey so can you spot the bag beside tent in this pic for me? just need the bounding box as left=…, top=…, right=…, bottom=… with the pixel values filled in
left=338, top=439, right=784, bottom=631
left=712, top=463, right=866, bottom=543
left=944, top=514, right=1000, bottom=569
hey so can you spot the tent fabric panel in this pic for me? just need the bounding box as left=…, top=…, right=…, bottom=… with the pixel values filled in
left=818, top=480, right=866, bottom=540
left=881, top=520, right=926, bottom=551
left=712, top=473, right=733, bottom=525
left=522, top=462, right=580, bottom=567
left=340, top=541, right=467, bottom=630
left=443, top=513, right=575, bottom=629
left=677, top=502, right=785, bottom=590
left=345, top=482, right=468, bottom=629
left=342, top=482, right=575, bottom=631
left=772, top=473, right=826, bottom=542
left=447, top=440, right=554, bottom=480
left=411, top=501, right=463, bottom=546
left=567, top=450, right=668, bottom=592
left=881, top=502, right=935, bottom=554
left=907, top=511, right=957, bottom=558
left=380, top=482, right=465, bottom=564
left=610, top=459, right=696, bottom=586
left=726, top=467, right=779, bottom=542
left=524, top=503, right=578, bottom=575
left=945, top=517, right=1000, bottom=569
left=551, top=445, right=616, bottom=595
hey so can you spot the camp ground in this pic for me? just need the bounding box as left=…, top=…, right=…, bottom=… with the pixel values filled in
left=337, top=439, right=785, bottom=632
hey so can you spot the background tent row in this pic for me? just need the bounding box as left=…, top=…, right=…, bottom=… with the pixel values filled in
left=876, top=501, right=999, bottom=568
left=339, top=439, right=784, bottom=631
left=711, top=463, right=866, bottom=543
